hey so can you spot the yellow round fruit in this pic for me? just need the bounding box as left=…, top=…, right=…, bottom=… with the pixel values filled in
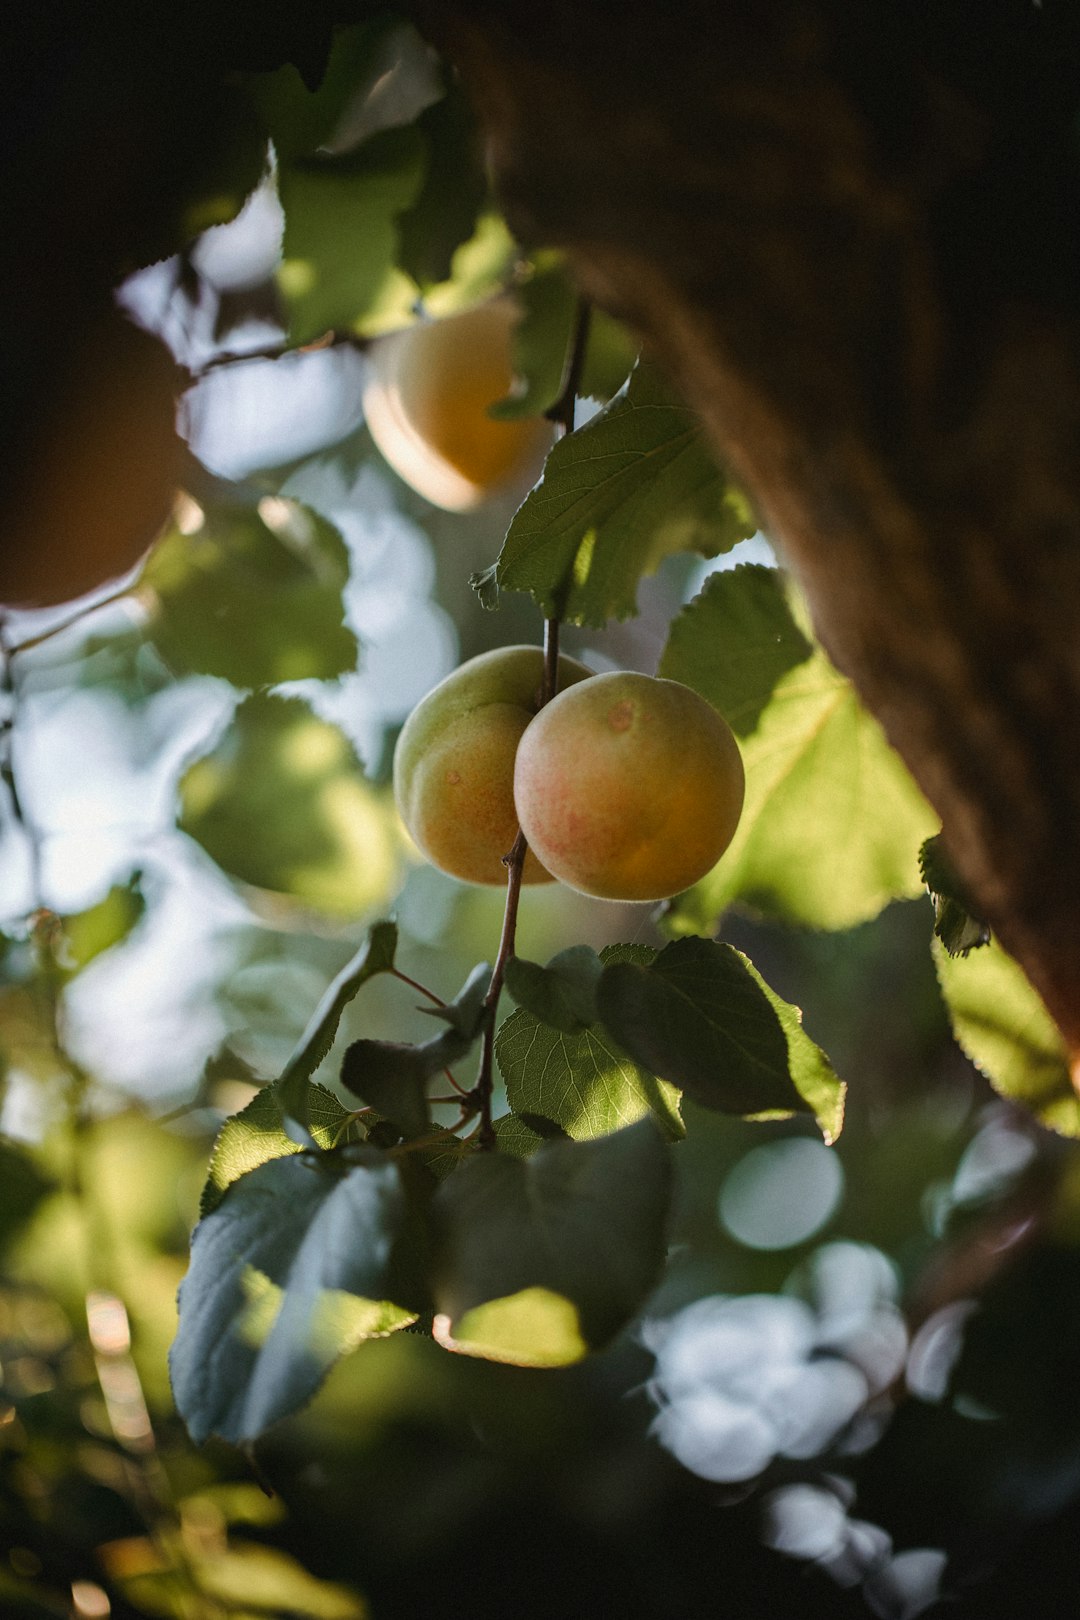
left=513, top=671, right=745, bottom=901
left=394, top=646, right=593, bottom=885
left=362, top=297, right=553, bottom=512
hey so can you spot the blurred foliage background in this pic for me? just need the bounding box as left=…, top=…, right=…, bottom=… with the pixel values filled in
left=5, top=11, right=1080, bottom=1619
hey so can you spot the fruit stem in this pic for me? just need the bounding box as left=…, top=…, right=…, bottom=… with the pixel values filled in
left=475, top=298, right=591, bottom=1147
left=475, top=831, right=528, bottom=1148
left=391, top=967, right=447, bottom=1007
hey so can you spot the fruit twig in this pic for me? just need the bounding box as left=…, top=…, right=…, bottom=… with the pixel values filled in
left=391, top=967, right=447, bottom=1007
left=474, top=300, right=593, bottom=1145
left=475, top=830, right=528, bottom=1148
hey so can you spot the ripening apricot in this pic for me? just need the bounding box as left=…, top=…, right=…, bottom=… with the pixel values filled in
left=513, top=672, right=745, bottom=902
left=394, top=646, right=592, bottom=885
left=362, top=297, right=553, bottom=512
left=3, top=309, right=184, bottom=607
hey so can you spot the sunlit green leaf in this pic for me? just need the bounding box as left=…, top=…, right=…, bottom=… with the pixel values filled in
left=497, top=944, right=683, bottom=1140
left=59, top=874, right=144, bottom=974
left=142, top=500, right=357, bottom=687
left=178, top=693, right=401, bottom=919
left=202, top=1084, right=357, bottom=1217
left=172, top=1151, right=418, bottom=1444
left=490, top=361, right=755, bottom=626
left=935, top=940, right=1080, bottom=1135
left=432, top=1118, right=672, bottom=1363
left=662, top=566, right=936, bottom=931
left=277, top=922, right=398, bottom=1136
left=278, top=126, right=425, bottom=343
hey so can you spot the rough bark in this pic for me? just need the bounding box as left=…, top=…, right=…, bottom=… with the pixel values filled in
left=417, top=1, right=1080, bottom=1063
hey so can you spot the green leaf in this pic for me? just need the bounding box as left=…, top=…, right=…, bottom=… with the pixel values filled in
left=340, top=965, right=488, bottom=1136
left=660, top=562, right=813, bottom=736
left=278, top=125, right=425, bottom=344
left=490, top=259, right=640, bottom=422
left=661, top=567, right=936, bottom=931
left=172, top=1151, right=417, bottom=1445
left=277, top=921, right=398, bottom=1136
left=596, top=937, right=842, bottom=1135
left=488, top=255, right=576, bottom=422
left=431, top=1118, right=672, bottom=1364
left=202, top=1084, right=357, bottom=1217
left=491, top=1113, right=548, bottom=1159
left=935, top=940, right=1080, bottom=1136
left=416, top=961, right=491, bottom=1038
left=249, top=19, right=403, bottom=162
left=738, top=958, right=846, bottom=1142
left=491, top=361, right=756, bottom=626
left=0, top=1137, right=54, bottom=1253
left=396, top=79, right=487, bottom=288
left=142, top=500, right=358, bottom=687
left=59, top=874, right=144, bottom=973
left=178, top=693, right=401, bottom=919
left=504, top=945, right=604, bottom=1034
left=920, top=834, right=991, bottom=957
left=497, top=944, right=684, bottom=1140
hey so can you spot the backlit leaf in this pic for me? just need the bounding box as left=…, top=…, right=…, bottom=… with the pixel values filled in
left=142, top=499, right=357, bottom=687
left=596, top=937, right=842, bottom=1135
left=202, top=1084, right=357, bottom=1217
left=935, top=940, right=1080, bottom=1136
left=178, top=693, right=400, bottom=919
left=497, top=944, right=683, bottom=1140
left=490, top=362, right=755, bottom=627
left=278, top=126, right=425, bottom=344
left=662, top=567, right=935, bottom=931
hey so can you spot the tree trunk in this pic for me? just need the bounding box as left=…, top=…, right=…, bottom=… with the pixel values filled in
left=418, top=1, right=1080, bottom=1067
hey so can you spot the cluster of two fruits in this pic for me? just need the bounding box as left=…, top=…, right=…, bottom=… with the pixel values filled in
left=394, top=646, right=745, bottom=902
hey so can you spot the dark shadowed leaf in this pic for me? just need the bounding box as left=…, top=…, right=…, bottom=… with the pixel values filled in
left=0, top=1137, right=54, bottom=1253
left=341, top=965, right=488, bottom=1137
left=497, top=944, right=683, bottom=1140
left=504, top=945, right=604, bottom=1034
left=596, top=937, right=843, bottom=1138
left=416, top=961, right=490, bottom=1037
left=172, top=1151, right=417, bottom=1445
left=431, top=1118, right=672, bottom=1364
left=396, top=79, right=487, bottom=288
left=142, top=500, right=357, bottom=687
left=491, top=362, right=755, bottom=626
left=178, top=693, right=400, bottom=919
left=935, top=940, right=1080, bottom=1136
left=249, top=18, right=405, bottom=162
left=920, top=834, right=991, bottom=957
left=277, top=921, right=398, bottom=1136
left=661, top=567, right=935, bottom=930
